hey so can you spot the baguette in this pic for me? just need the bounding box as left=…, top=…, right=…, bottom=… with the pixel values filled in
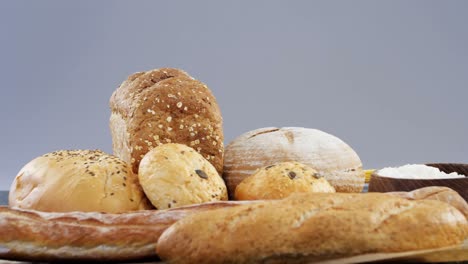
left=388, top=186, right=468, bottom=217
left=0, top=201, right=246, bottom=262
left=156, top=189, right=467, bottom=264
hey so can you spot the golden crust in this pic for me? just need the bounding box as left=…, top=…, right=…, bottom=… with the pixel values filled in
left=0, top=201, right=246, bottom=262
left=234, top=161, right=335, bottom=200
left=8, top=150, right=152, bottom=213
left=138, top=143, right=228, bottom=209
left=157, top=191, right=468, bottom=264
left=388, top=186, right=468, bottom=217
left=109, top=68, right=224, bottom=174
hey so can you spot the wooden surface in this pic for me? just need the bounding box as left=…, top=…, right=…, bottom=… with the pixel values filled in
left=0, top=191, right=7, bottom=205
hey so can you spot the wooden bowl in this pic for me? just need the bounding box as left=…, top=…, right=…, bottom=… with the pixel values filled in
left=368, top=163, right=468, bottom=201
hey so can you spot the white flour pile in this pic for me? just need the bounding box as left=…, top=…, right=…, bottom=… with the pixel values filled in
left=377, top=164, right=466, bottom=179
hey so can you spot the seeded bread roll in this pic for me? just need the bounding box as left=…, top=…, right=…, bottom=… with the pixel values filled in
left=9, top=150, right=152, bottom=213
left=138, top=143, right=228, bottom=210
left=235, top=161, right=335, bottom=200
left=224, top=127, right=365, bottom=196
left=109, top=68, right=224, bottom=174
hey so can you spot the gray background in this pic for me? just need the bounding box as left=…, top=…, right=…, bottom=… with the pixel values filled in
left=0, top=1, right=467, bottom=190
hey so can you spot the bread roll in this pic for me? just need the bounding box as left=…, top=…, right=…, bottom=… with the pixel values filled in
left=157, top=192, right=467, bottom=264
left=109, top=68, right=224, bottom=174
left=234, top=161, right=335, bottom=200
left=9, top=150, right=152, bottom=213
left=224, top=127, right=364, bottom=196
left=138, top=143, right=228, bottom=209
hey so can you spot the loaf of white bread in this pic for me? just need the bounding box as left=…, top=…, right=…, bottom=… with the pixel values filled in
left=109, top=68, right=224, bottom=174
left=156, top=188, right=467, bottom=264
left=223, top=127, right=365, bottom=197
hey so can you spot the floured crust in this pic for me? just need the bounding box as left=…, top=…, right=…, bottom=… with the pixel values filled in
left=223, top=127, right=365, bottom=197
left=156, top=190, right=468, bottom=264
left=109, top=68, right=224, bottom=174
left=0, top=201, right=246, bottom=262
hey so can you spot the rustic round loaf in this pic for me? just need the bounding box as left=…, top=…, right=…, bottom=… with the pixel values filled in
left=138, top=143, right=228, bottom=210
left=235, top=161, right=335, bottom=200
left=9, top=150, right=152, bottom=213
left=109, top=68, right=224, bottom=174
left=224, top=127, right=365, bottom=196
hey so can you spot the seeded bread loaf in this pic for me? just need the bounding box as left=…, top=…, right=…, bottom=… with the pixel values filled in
left=109, top=68, right=224, bottom=174
left=224, top=127, right=365, bottom=197
left=156, top=191, right=467, bottom=264
left=138, top=143, right=228, bottom=209
left=9, top=150, right=152, bottom=213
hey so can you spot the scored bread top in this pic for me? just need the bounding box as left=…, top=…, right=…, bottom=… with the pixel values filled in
left=223, top=127, right=365, bottom=196
left=156, top=191, right=467, bottom=264
left=109, top=68, right=224, bottom=174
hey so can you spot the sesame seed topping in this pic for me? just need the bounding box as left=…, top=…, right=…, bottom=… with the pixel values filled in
left=158, top=124, right=163, bottom=129
left=166, top=116, right=172, bottom=122
left=167, top=127, right=173, bottom=131
left=184, top=106, right=188, bottom=111
left=176, top=102, right=183, bottom=108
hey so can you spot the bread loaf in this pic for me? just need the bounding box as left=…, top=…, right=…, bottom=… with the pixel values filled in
left=234, top=161, right=335, bottom=200
left=223, top=127, right=365, bottom=196
left=0, top=201, right=245, bottom=262
left=109, top=68, right=224, bottom=174
left=8, top=150, right=152, bottom=213
left=156, top=191, right=467, bottom=264
left=138, top=143, right=228, bottom=209
left=388, top=186, right=468, bottom=217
